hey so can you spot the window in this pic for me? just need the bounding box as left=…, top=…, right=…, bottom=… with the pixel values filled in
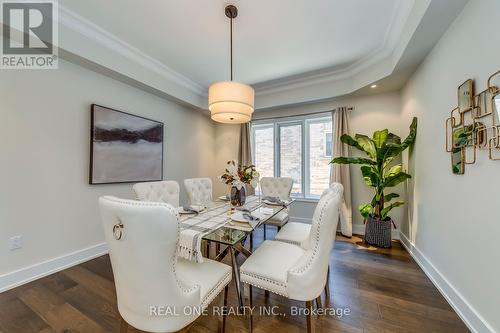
left=251, top=114, right=333, bottom=199
left=252, top=124, right=274, bottom=178
left=279, top=123, right=302, bottom=195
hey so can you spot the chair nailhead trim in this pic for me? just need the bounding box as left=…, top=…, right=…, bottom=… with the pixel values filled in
left=289, top=184, right=342, bottom=275
left=240, top=272, right=286, bottom=287
left=201, top=271, right=232, bottom=308
left=240, top=274, right=288, bottom=297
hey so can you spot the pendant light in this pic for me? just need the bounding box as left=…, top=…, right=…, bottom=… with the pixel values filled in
left=208, top=5, right=254, bottom=124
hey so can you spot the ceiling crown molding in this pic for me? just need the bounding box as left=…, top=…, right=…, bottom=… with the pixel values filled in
left=57, top=4, right=207, bottom=105
left=49, top=0, right=466, bottom=111
left=253, top=0, right=414, bottom=96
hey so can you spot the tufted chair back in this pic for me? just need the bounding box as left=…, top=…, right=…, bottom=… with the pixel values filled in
left=133, top=180, right=180, bottom=207
left=99, top=196, right=200, bottom=332
left=287, top=183, right=343, bottom=301
left=183, top=178, right=213, bottom=205
left=260, top=177, right=293, bottom=200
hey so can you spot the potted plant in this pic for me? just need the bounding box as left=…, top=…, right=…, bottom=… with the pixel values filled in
left=219, top=160, right=259, bottom=206
left=331, top=118, right=417, bottom=248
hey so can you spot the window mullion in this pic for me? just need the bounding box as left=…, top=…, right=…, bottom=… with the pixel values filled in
left=304, top=120, right=310, bottom=198
left=274, top=122, right=279, bottom=178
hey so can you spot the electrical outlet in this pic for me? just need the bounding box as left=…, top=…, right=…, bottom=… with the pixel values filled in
left=9, top=235, right=23, bottom=251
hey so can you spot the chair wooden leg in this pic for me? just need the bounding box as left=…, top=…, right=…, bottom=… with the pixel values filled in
left=216, top=243, right=221, bottom=256
left=263, top=224, right=267, bottom=239
left=249, top=233, right=253, bottom=250
left=315, top=295, right=322, bottom=310
left=324, top=266, right=331, bottom=300
left=206, top=241, right=211, bottom=258
left=244, top=284, right=253, bottom=333
left=220, top=284, right=229, bottom=333
left=305, top=300, right=315, bottom=333
left=264, top=290, right=269, bottom=298
left=119, top=318, right=129, bottom=333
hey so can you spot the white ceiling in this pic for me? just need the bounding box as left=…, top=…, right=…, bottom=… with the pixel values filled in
left=60, top=0, right=413, bottom=87
left=50, top=0, right=468, bottom=109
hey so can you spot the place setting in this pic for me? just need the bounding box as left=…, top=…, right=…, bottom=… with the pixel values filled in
left=176, top=205, right=206, bottom=215
left=228, top=207, right=266, bottom=231
left=261, top=195, right=292, bottom=207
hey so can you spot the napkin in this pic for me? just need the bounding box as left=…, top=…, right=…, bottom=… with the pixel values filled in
left=242, top=212, right=260, bottom=222
left=262, top=196, right=287, bottom=206
left=182, top=206, right=201, bottom=214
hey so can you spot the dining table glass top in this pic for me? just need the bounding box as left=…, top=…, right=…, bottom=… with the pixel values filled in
left=201, top=199, right=289, bottom=246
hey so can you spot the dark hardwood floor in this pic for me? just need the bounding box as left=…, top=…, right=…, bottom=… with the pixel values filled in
left=0, top=229, right=470, bottom=333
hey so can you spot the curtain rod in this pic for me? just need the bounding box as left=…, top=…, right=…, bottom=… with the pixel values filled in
left=253, top=106, right=354, bottom=122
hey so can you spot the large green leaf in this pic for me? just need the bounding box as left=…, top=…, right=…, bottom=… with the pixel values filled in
left=379, top=143, right=404, bottom=168
left=372, top=192, right=400, bottom=208
left=355, top=134, right=377, bottom=159
left=359, top=203, right=372, bottom=219
left=383, top=172, right=411, bottom=188
left=384, top=193, right=400, bottom=202
left=340, top=134, right=363, bottom=151
left=376, top=118, right=417, bottom=167
left=381, top=201, right=404, bottom=219
left=385, top=164, right=402, bottom=178
left=361, top=166, right=379, bottom=187
left=331, top=157, right=376, bottom=165
left=401, top=117, right=418, bottom=149
left=372, top=129, right=389, bottom=148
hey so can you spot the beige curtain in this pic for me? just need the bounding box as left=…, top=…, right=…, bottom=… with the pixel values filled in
left=238, top=123, right=255, bottom=195
left=331, top=107, right=352, bottom=237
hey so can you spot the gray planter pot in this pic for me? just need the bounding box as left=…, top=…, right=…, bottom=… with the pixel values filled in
left=364, top=216, right=393, bottom=248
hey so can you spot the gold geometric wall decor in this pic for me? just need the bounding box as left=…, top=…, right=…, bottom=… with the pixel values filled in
left=493, top=93, right=500, bottom=125
left=445, top=70, right=500, bottom=174
left=458, top=79, right=474, bottom=113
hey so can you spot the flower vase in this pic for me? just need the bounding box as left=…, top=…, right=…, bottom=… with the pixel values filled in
left=230, top=186, right=246, bottom=206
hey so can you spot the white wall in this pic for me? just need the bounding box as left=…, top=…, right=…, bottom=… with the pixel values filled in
left=213, top=123, right=240, bottom=196
left=400, top=0, right=499, bottom=331
left=0, top=59, right=216, bottom=279
left=248, top=92, right=408, bottom=234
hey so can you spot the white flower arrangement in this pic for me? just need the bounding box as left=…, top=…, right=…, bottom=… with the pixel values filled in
left=219, top=160, right=260, bottom=190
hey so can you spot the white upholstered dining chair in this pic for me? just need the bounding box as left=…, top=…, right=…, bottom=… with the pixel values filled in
left=99, top=196, right=232, bottom=333
left=274, top=196, right=331, bottom=299
left=259, top=177, right=293, bottom=237
left=183, top=178, right=213, bottom=205
left=133, top=180, right=180, bottom=207
left=240, top=183, right=343, bottom=333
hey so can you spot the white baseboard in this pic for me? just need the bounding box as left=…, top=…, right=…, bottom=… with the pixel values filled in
left=0, top=243, right=108, bottom=293
left=399, top=232, right=494, bottom=333
left=352, top=223, right=400, bottom=240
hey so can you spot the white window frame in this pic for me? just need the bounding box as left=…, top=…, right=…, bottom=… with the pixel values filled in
left=251, top=112, right=332, bottom=200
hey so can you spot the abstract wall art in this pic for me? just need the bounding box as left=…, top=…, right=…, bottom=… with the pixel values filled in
left=89, top=104, right=164, bottom=184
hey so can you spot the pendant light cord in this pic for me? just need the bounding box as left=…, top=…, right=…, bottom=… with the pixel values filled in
left=230, top=16, right=233, bottom=81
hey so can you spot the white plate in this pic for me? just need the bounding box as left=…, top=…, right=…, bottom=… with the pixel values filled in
left=230, top=211, right=249, bottom=223
left=230, top=211, right=263, bottom=229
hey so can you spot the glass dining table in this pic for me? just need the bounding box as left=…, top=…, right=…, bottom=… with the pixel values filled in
left=202, top=198, right=293, bottom=307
